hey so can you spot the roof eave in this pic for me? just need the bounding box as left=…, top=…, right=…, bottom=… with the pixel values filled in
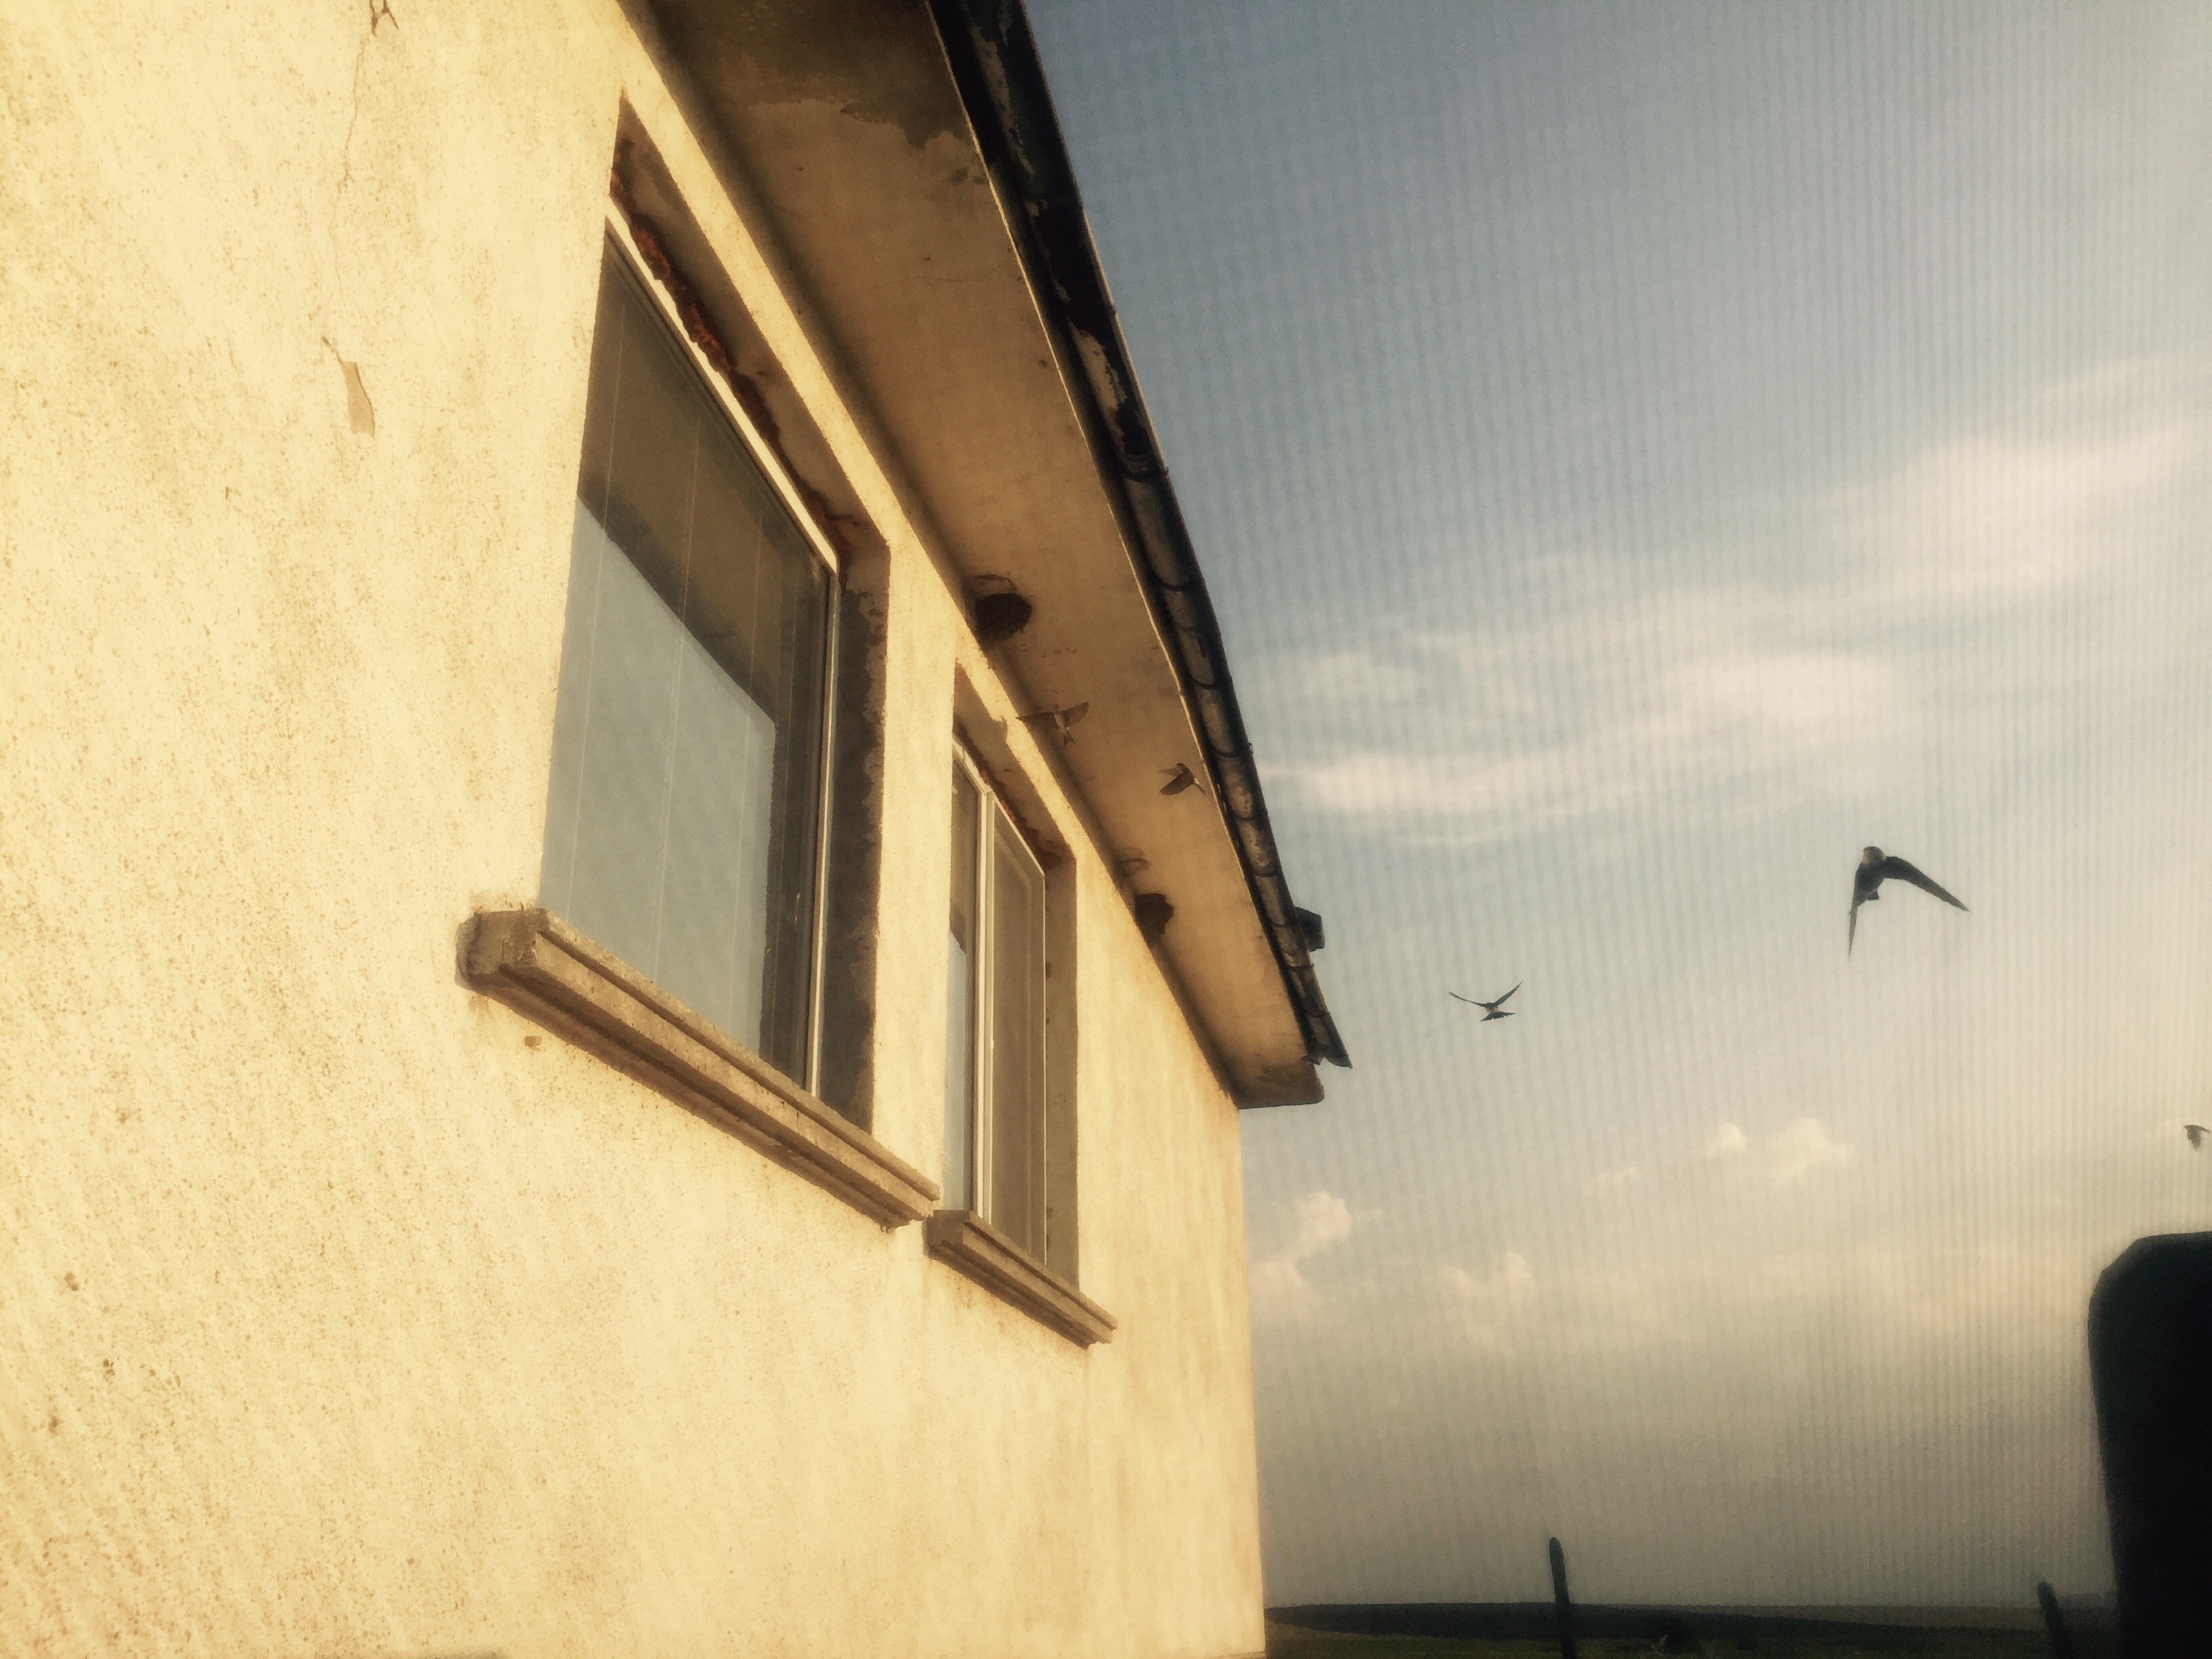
left=923, top=0, right=1350, bottom=1077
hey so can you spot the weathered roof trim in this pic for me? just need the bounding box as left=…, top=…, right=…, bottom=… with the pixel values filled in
left=925, top=0, right=1349, bottom=1072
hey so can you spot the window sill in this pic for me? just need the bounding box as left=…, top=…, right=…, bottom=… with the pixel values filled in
left=463, top=908, right=938, bottom=1228
left=925, top=1209, right=1116, bottom=1348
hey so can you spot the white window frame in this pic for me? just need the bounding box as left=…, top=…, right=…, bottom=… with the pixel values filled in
left=947, top=740, right=1051, bottom=1255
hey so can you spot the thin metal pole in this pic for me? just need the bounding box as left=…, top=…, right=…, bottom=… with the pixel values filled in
left=2035, top=1582, right=2076, bottom=1659
left=1548, top=1537, right=1577, bottom=1659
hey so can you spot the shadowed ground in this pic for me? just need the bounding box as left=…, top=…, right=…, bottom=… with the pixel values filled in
left=1266, top=1604, right=2117, bottom=1658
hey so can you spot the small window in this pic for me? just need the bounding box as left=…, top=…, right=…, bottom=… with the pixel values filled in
left=945, top=745, right=1050, bottom=1259
left=540, top=235, right=837, bottom=1091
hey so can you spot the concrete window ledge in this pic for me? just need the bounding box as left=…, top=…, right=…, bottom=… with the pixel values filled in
left=462, top=908, right=938, bottom=1228
left=925, top=1209, right=1116, bottom=1347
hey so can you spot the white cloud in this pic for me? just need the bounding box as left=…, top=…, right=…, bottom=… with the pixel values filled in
left=1279, top=746, right=1568, bottom=825
left=1837, top=422, right=2202, bottom=602
left=1759, top=1116, right=1855, bottom=1186
left=1288, top=647, right=1426, bottom=707
left=1395, top=1235, right=2087, bottom=1374
left=1701, top=1121, right=1748, bottom=1159
left=1660, top=649, right=1891, bottom=745
left=1263, top=573, right=1910, bottom=844
left=1249, top=1189, right=1355, bottom=1324
left=1251, top=363, right=2207, bottom=847
left=1696, top=1117, right=1850, bottom=1185
left=1587, top=1164, right=1643, bottom=1193
left=1435, top=1251, right=1537, bottom=1353
left=1286, top=1188, right=1354, bottom=1256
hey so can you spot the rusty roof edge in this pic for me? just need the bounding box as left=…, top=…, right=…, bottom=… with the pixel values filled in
left=924, top=0, right=1349, bottom=1075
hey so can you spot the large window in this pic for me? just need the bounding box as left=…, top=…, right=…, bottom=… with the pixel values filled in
left=540, top=236, right=836, bottom=1091
left=945, top=746, right=1050, bottom=1260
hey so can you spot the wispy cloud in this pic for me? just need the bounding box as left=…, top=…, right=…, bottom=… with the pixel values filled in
left=1249, top=1189, right=1356, bottom=1324
left=1700, top=1116, right=1855, bottom=1186
left=1253, top=362, right=2208, bottom=847
left=1396, top=1235, right=2085, bottom=1371
left=1700, top=1121, right=1750, bottom=1160
left=1836, top=422, right=2202, bottom=602
left=1266, top=587, right=1905, bottom=845
left=1760, top=1116, right=1856, bottom=1186
left=1260, top=568, right=1910, bottom=844
left=1434, top=1250, right=1537, bottom=1353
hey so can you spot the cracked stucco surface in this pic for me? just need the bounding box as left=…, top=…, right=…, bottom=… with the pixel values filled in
left=0, top=4, right=1265, bottom=1655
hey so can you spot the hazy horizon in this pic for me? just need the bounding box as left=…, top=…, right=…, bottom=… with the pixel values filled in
left=1030, top=0, right=2212, bottom=1609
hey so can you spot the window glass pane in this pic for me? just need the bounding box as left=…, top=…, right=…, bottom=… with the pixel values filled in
left=988, top=817, right=1047, bottom=1258
left=945, top=769, right=981, bottom=1209
left=541, top=243, right=831, bottom=1083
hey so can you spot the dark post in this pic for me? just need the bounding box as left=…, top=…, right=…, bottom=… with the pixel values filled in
left=2088, top=1232, right=2212, bottom=1655
left=2035, top=1581, right=2076, bottom=1659
left=1548, top=1535, right=1577, bottom=1659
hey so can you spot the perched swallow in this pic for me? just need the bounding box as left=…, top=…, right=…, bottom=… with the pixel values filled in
left=1849, top=846, right=1968, bottom=954
left=1450, top=984, right=1520, bottom=1021
left=2187, top=1124, right=2207, bottom=1150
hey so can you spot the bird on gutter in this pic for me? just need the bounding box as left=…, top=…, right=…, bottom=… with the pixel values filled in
left=1849, top=846, right=1968, bottom=954
left=1450, top=984, right=1520, bottom=1021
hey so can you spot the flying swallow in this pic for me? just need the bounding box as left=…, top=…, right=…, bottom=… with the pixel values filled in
left=2188, top=1124, right=2207, bottom=1150
left=1849, top=846, right=1968, bottom=954
left=1450, top=984, right=1520, bottom=1020
left=1017, top=702, right=1089, bottom=745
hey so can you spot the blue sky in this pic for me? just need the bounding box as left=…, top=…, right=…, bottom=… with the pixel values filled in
left=1029, top=0, right=2212, bottom=1607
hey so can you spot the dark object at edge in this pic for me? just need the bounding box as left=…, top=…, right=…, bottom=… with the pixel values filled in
left=1132, top=892, right=1174, bottom=946
left=1548, top=1537, right=1577, bottom=1659
left=2089, top=1231, right=2212, bottom=1658
left=926, top=0, right=1348, bottom=1074
left=2036, top=1581, right=2076, bottom=1659
left=1294, top=907, right=1324, bottom=952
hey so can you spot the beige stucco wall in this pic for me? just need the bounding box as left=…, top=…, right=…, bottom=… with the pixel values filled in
left=0, top=4, right=1267, bottom=1655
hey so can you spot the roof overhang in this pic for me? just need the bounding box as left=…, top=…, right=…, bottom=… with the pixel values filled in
left=639, top=0, right=1346, bottom=1105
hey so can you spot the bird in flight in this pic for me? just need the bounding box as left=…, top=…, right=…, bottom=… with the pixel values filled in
left=1849, top=846, right=1968, bottom=953
left=1450, top=984, right=1520, bottom=1021
left=2188, top=1124, right=2207, bottom=1150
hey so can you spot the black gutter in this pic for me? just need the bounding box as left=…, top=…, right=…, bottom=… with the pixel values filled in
left=926, top=0, right=1349, bottom=1073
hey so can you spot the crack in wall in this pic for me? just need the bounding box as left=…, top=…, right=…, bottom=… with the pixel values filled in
left=339, top=1, right=398, bottom=193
